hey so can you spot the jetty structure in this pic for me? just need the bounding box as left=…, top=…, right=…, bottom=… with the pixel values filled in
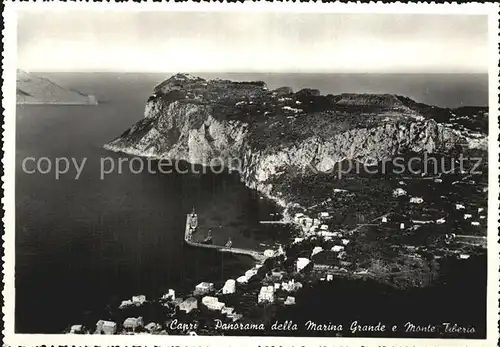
left=184, top=210, right=266, bottom=263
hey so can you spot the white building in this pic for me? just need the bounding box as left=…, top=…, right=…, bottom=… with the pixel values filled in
left=222, top=279, right=236, bottom=294
left=478, top=207, right=484, bottom=213
left=144, top=322, right=160, bottom=332
left=194, top=282, right=214, bottom=295
left=258, top=285, right=275, bottom=303
left=410, top=197, right=424, bottom=204
left=318, top=212, right=330, bottom=219
left=132, top=295, right=146, bottom=306
left=459, top=254, right=470, bottom=260
left=318, top=211, right=328, bottom=219
left=276, top=245, right=285, bottom=257
left=202, top=296, right=225, bottom=311
left=282, top=280, right=303, bottom=292
left=318, top=231, right=333, bottom=237
left=284, top=296, right=296, bottom=305
left=296, top=258, right=310, bottom=272
left=237, top=275, right=248, bottom=284
left=69, top=325, right=83, bottom=334
left=312, top=246, right=323, bottom=257
left=471, top=221, right=480, bottom=226
left=331, top=245, right=344, bottom=252
left=341, top=239, right=350, bottom=245
left=294, top=213, right=304, bottom=222
left=456, top=204, right=465, bottom=210
left=264, top=249, right=275, bottom=258
left=400, top=223, right=405, bottom=230
left=162, top=289, right=175, bottom=301
left=179, top=297, right=198, bottom=313
left=293, top=237, right=304, bottom=244
left=392, top=188, right=407, bottom=197
left=222, top=306, right=235, bottom=316
left=464, top=214, right=472, bottom=220
left=326, top=274, right=333, bottom=282
left=245, top=269, right=257, bottom=279
left=382, top=216, right=388, bottom=223
left=436, top=218, right=446, bottom=224
left=320, top=224, right=329, bottom=231
left=96, top=320, right=117, bottom=335
left=123, top=317, right=143, bottom=330
left=119, top=299, right=133, bottom=309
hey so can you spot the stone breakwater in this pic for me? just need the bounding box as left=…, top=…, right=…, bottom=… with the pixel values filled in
left=184, top=214, right=267, bottom=263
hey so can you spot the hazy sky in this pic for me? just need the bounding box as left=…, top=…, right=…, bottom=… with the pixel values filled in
left=17, top=11, right=488, bottom=73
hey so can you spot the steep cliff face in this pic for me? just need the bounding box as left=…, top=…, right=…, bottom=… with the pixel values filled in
left=105, top=74, right=483, bottom=206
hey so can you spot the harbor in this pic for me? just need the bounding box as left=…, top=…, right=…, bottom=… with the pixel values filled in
left=184, top=210, right=267, bottom=263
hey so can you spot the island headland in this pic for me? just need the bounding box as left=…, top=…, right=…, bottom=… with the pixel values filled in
left=16, top=69, right=98, bottom=105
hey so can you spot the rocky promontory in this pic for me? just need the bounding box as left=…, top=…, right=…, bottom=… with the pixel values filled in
left=16, top=69, right=98, bottom=105
left=105, top=73, right=485, bottom=205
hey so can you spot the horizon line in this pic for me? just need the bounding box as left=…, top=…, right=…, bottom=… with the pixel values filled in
left=19, top=69, right=489, bottom=75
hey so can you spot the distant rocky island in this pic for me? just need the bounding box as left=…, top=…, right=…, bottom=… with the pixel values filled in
left=105, top=73, right=488, bottom=289
left=16, top=69, right=98, bottom=105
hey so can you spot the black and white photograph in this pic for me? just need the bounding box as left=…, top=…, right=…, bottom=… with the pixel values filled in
left=3, top=3, right=499, bottom=346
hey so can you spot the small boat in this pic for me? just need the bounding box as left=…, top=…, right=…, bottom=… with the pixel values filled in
left=225, top=237, right=232, bottom=248
left=189, top=207, right=198, bottom=230
left=202, top=229, right=213, bottom=244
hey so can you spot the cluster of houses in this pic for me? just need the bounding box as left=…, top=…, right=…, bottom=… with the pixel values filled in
left=391, top=184, right=486, bottom=231
left=119, top=294, right=147, bottom=309
left=292, top=210, right=352, bottom=265
left=293, top=211, right=340, bottom=238
left=192, top=281, right=242, bottom=321
left=257, top=283, right=297, bottom=307
left=91, top=316, right=163, bottom=335
left=455, top=203, right=485, bottom=227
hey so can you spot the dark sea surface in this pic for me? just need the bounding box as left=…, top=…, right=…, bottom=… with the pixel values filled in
left=15, top=72, right=487, bottom=335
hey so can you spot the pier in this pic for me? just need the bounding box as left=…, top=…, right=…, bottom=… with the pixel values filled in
left=184, top=214, right=267, bottom=263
